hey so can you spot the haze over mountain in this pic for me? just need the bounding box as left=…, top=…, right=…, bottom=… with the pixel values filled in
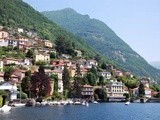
left=42, top=8, right=160, bottom=80
left=150, top=62, right=160, bottom=70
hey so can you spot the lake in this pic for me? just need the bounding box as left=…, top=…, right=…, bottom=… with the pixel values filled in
left=0, top=103, right=160, bottom=120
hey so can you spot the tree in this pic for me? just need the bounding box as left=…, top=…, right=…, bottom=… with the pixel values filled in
left=3, top=66, right=14, bottom=82
left=99, top=76, right=105, bottom=87
left=50, top=52, right=56, bottom=59
left=86, top=72, right=97, bottom=86
left=101, top=62, right=107, bottom=69
left=90, top=65, right=98, bottom=79
left=138, top=82, right=145, bottom=97
left=21, top=70, right=31, bottom=98
left=62, top=65, right=70, bottom=91
left=55, top=36, right=75, bottom=56
left=72, top=64, right=83, bottom=98
left=51, top=74, right=58, bottom=94
left=94, top=88, right=107, bottom=102
left=26, top=49, right=33, bottom=58
left=31, top=66, right=52, bottom=99
left=0, top=90, right=8, bottom=106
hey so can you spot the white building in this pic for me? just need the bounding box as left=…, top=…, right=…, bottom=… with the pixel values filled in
left=106, top=80, right=125, bottom=101
left=0, top=82, right=18, bottom=100
left=99, top=71, right=111, bottom=80
left=0, top=60, right=3, bottom=72
left=34, top=53, right=50, bottom=62
left=0, top=39, right=8, bottom=47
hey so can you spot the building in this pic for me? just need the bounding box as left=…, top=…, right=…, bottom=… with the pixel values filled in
left=0, top=82, right=18, bottom=100
left=17, top=28, right=24, bottom=33
left=81, top=84, right=94, bottom=99
left=43, top=40, right=53, bottom=48
left=0, top=38, right=8, bottom=47
left=0, top=30, right=9, bottom=39
left=34, top=53, right=50, bottom=62
left=114, top=70, right=123, bottom=77
left=99, top=71, right=111, bottom=80
left=0, top=60, right=3, bottom=72
left=106, top=80, right=125, bottom=101
left=3, top=58, right=21, bottom=65
left=52, top=70, right=63, bottom=93
left=132, top=87, right=152, bottom=98
left=75, top=50, right=82, bottom=57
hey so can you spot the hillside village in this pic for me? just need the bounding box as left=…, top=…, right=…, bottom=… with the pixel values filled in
left=0, top=26, right=160, bottom=106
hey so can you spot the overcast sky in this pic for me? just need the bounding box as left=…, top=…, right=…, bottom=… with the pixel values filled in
left=23, top=0, right=160, bottom=62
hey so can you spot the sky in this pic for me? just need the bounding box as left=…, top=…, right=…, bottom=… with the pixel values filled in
left=23, top=0, right=160, bottom=62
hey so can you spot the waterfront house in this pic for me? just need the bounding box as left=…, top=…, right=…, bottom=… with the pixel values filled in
left=81, top=84, right=94, bottom=99
left=0, top=82, right=18, bottom=100
left=52, top=70, right=63, bottom=93
left=132, top=87, right=152, bottom=98
left=106, top=80, right=125, bottom=101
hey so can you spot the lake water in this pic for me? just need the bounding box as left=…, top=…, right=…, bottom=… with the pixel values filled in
left=0, top=103, right=160, bottom=120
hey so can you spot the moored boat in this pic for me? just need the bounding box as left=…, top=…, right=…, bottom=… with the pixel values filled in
left=0, top=105, right=11, bottom=113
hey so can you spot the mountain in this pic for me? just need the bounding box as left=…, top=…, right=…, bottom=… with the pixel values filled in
left=0, top=0, right=99, bottom=58
left=42, top=8, right=160, bottom=81
left=150, top=62, right=160, bottom=70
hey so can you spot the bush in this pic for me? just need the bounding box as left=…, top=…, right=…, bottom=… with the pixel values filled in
left=17, top=92, right=28, bottom=99
left=0, top=96, right=3, bottom=107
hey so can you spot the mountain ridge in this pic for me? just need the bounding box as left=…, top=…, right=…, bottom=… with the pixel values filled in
left=42, top=8, right=160, bottom=81
left=0, top=0, right=103, bottom=59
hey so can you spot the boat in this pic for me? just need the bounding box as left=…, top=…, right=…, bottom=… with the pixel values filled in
left=93, top=101, right=98, bottom=104
left=85, top=102, right=89, bottom=107
left=125, top=101, right=130, bottom=105
left=13, top=103, right=26, bottom=107
left=0, top=105, right=11, bottom=113
left=74, top=101, right=81, bottom=105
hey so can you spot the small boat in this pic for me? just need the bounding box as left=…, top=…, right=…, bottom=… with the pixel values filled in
left=85, top=102, right=89, bottom=107
left=13, top=103, right=26, bottom=107
left=93, top=101, right=98, bottom=104
left=0, top=105, right=11, bottom=113
left=125, top=101, right=130, bottom=105
left=74, top=101, right=81, bottom=105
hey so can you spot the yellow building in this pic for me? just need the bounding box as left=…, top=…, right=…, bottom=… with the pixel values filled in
left=43, top=40, right=53, bottom=48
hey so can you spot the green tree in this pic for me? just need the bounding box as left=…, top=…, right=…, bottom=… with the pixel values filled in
left=101, top=62, right=107, bottom=69
left=86, top=72, right=97, bottom=86
left=99, top=76, right=105, bottom=87
left=0, top=90, right=8, bottom=106
left=3, top=66, right=14, bottom=82
left=94, top=88, right=107, bottom=102
left=50, top=52, right=56, bottom=59
left=90, top=65, right=98, bottom=79
left=50, top=74, right=58, bottom=93
left=138, top=82, right=145, bottom=97
left=62, top=65, right=70, bottom=91
left=72, top=64, right=83, bottom=98
left=26, top=49, right=33, bottom=58
left=21, top=70, right=31, bottom=98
